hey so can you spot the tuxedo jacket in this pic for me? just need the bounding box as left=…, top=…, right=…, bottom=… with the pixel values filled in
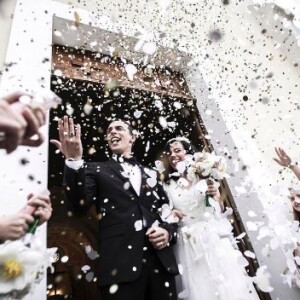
left=64, top=158, right=179, bottom=286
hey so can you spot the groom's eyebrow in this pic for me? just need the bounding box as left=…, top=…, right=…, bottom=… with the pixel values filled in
left=106, top=125, right=127, bottom=133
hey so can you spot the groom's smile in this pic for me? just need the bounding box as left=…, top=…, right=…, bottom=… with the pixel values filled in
left=106, top=120, right=135, bottom=156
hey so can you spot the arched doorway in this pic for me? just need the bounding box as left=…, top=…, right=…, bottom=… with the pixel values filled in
left=48, top=44, right=263, bottom=299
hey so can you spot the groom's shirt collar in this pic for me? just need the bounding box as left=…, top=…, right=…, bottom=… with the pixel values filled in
left=112, top=154, right=142, bottom=196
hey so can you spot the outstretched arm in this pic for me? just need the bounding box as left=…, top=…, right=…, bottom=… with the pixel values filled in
left=51, top=116, right=97, bottom=215
left=274, top=147, right=300, bottom=181
left=63, top=163, right=98, bottom=215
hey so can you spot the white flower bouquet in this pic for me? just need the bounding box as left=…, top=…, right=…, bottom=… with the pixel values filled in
left=186, top=151, right=229, bottom=206
left=0, top=238, right=57, bottom=299
left=186, top=151, right=229, bottom=182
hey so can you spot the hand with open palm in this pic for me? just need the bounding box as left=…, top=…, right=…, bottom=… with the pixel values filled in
left=50, top=115, right=83, bottom=160
left=274, top=147, right=292, bottom=167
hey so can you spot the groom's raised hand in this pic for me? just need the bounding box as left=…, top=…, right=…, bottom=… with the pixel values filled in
left=50, top=115, right=83, bottom=160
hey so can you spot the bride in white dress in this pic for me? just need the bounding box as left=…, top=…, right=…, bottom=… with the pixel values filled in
left=161, top=137, right=259, bottom=300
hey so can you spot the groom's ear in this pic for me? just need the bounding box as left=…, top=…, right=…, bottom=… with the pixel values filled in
left=130, top=134, right=136, bottom=144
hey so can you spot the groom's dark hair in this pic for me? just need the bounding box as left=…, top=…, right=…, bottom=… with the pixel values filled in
left=106, top=119, right=135, bottom=136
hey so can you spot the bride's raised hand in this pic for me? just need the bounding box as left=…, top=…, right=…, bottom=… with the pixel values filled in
left=50, top=115, right=83, bottom=160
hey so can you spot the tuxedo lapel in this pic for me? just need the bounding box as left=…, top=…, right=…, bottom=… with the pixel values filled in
left=106, top=158, right=139, bottom=196
left=139, top=166, right=151, bottom=198
left=106, top=158, right=127, bottom=181
left=106, top=159, right=155, bottom=198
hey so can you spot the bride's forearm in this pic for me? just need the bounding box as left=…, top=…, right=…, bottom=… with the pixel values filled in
left=290, top=165, right=300, bottom=181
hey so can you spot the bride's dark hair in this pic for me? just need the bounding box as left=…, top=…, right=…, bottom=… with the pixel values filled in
left=160, top=137, right=198, bottom=182
left=292, top=205, right=300, bottom=222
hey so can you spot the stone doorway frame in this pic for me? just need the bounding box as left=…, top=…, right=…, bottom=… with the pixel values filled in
left=0, top=1, right=296, bottom=299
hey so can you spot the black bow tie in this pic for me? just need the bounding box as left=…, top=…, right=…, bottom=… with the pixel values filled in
left=123, top=156, right=139, bottom=166
left=116, top=155, right=139, bottom=166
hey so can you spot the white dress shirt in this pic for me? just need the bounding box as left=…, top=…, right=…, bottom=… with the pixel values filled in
left=65, top=155, right=142, bottom=195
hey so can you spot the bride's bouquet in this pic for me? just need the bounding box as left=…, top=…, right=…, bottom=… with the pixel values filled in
left=186, top=151, right=229, bottom=182
left=0, top=236, right=57, bottom=299
left=185, top=151, right=229, bottom=206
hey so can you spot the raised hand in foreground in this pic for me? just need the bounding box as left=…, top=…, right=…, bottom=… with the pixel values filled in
left=0, top=91, right=46, bottom=153
left=274, top=147, right=300, bottom=181
left=50, top=115, right=83, bottom=160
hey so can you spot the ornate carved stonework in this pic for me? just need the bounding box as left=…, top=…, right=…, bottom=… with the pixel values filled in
left=52, top=45, right=193, bottom=100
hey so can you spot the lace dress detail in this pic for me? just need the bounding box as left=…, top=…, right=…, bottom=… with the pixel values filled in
left=164, top=179, right=259, bottom=300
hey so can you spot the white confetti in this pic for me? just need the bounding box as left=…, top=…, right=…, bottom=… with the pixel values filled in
left=83, top=102, right=93, bottom=115
left=54, top=30, right=62, bottom=37
left=142, top=42, right=157, bottom=55
left=134, top=220, right=143, bottom=231
left=53, top=69, right=63, bottom=76
left=155, top=160, right=165, bottom=174
left=109, top=284, right=119, bottom=294
left=123, top=181, right=131, bottom=190
left=234, top=185, right=247, bottom=195
left=173, top=102, right=182, bottom=109
left=85, top=271, right=94, bottom=282
left=176, top=161, right=186, bottom=174
left=257, top=226, right=271, bottom=240
left=178, top=289, right=189, bottom=298
left=147, top=177, right=157, bottom=188
left=134, top=110, right=143, bottom=119
left=61, top=255, right=69, bottom=263
left=81, top=265, right=91, bottom=273
left=236, top=232, right=246, bottom=240
left=247, top=210, right=257, bottom=218
left=66, top=104, right=74, bottom=116
left=159, top=116, right=168, bottom=128
left=246, top=221, right=258, bottom=232
left=154, top=100, right=163, bottom=110
left=125, top=64, right=137, bottom=81
left=178, top=264, right=184, bottom=275
left=253, top=266, right=273, bottom=293
left=244, top=250, right=256, bottom=259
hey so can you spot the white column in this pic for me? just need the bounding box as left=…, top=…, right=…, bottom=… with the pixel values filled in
left=0, top=0, right=17, bottom=84
left=0, top=1, right=53, bottom=299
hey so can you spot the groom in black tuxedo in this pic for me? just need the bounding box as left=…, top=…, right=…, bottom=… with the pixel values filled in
left=51, top=116, right=178, bottom=300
